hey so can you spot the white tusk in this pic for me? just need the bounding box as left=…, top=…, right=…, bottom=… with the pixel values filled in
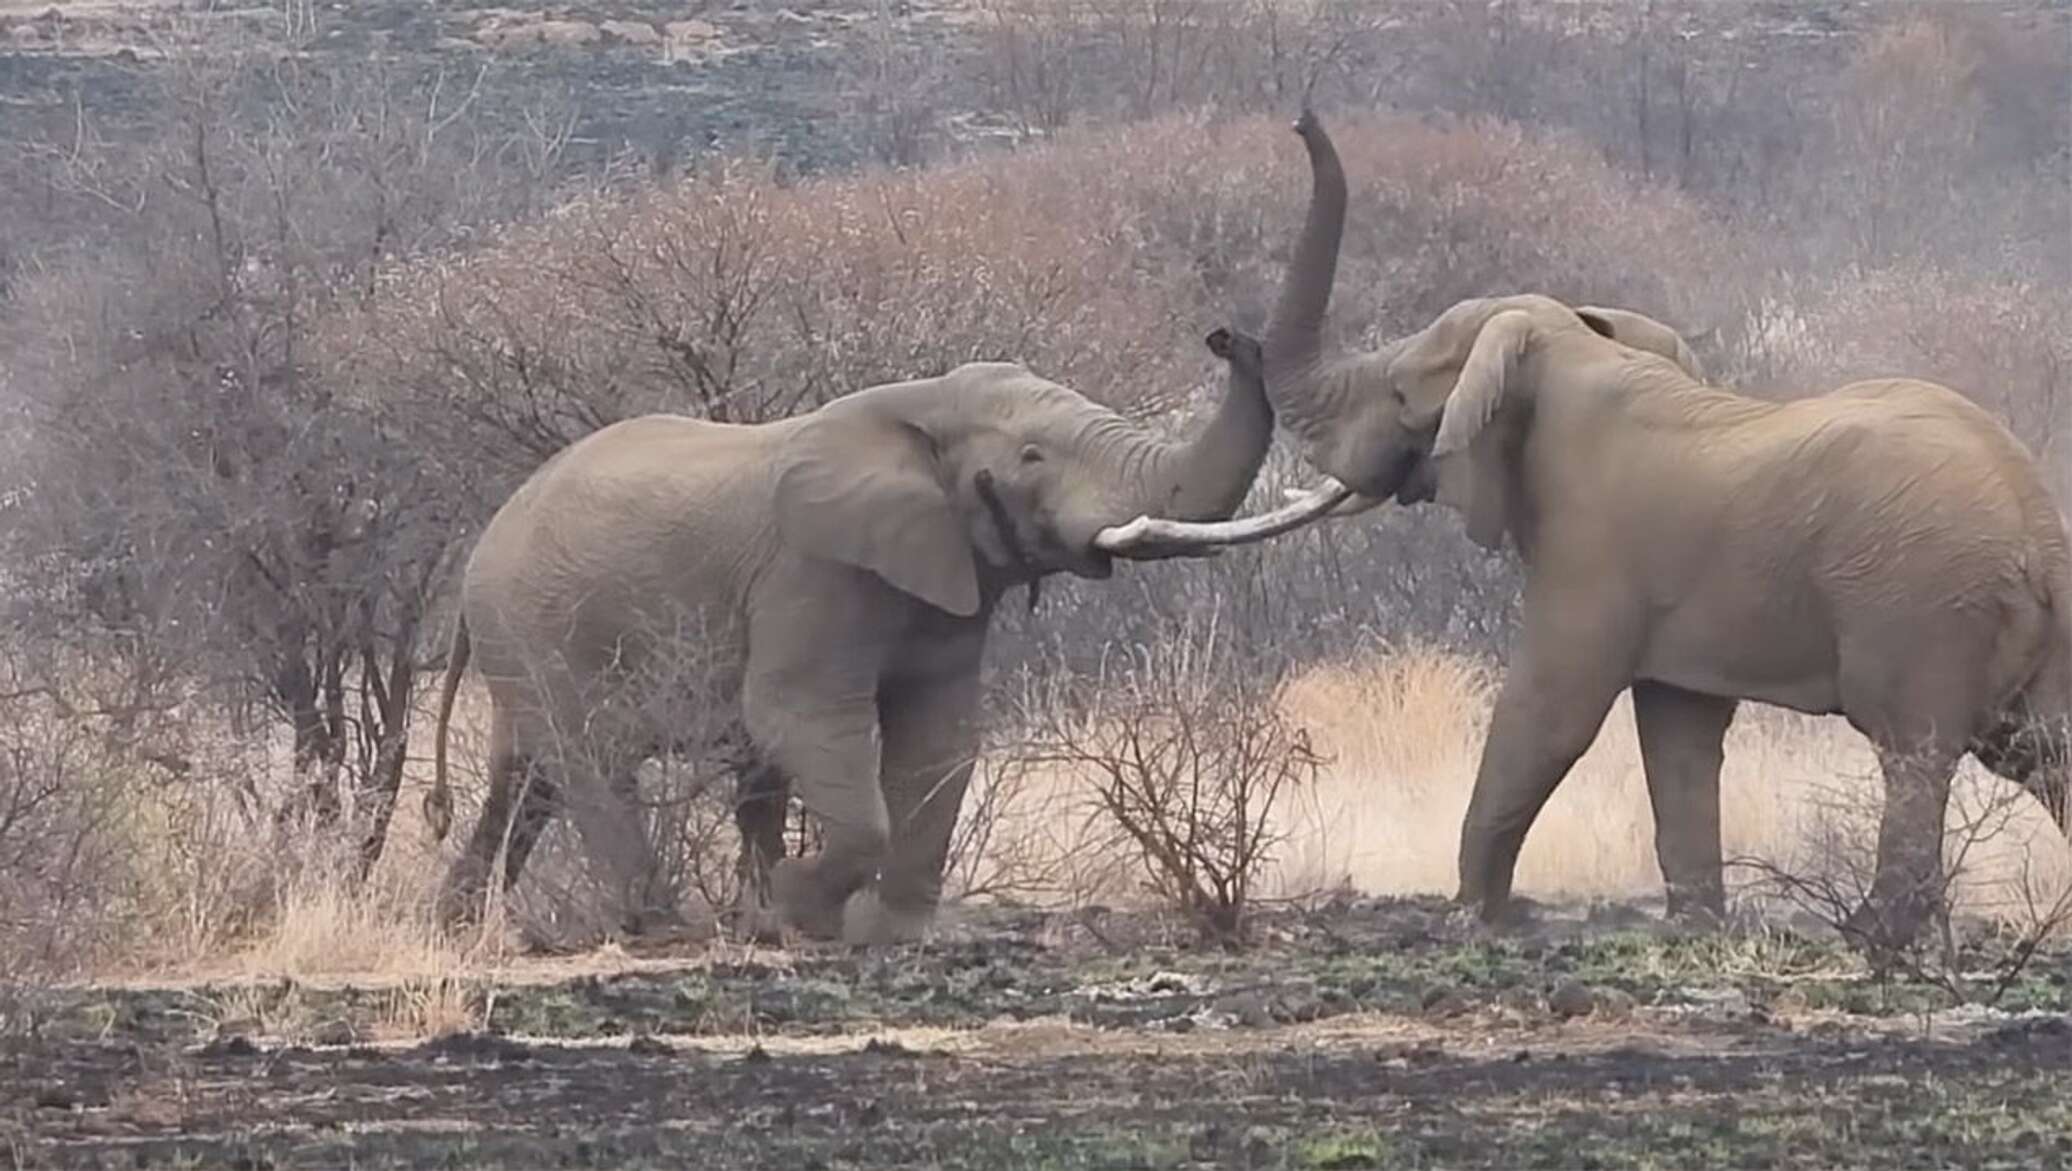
left=1283, top=486, right=1387, bottom=518
left=1094, top=477, right=1355, bottom=557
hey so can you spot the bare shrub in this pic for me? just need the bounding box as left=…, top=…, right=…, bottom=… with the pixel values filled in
left=1013, top=607, right=1324, bottom=944
left=0, top=669, right=157, bottom=982
left=1737, top=763, right=2072, bottom=1005
left=1, top=46, right=577, bottom=883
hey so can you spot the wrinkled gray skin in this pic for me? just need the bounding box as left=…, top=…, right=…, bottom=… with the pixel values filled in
left=1255, top=111, right=2072, bottom=942
left=424, top=331, right=1271, bottom=944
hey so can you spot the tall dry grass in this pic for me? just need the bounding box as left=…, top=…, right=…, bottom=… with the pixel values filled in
left=1271, top=650, right=2072, bottom=919
left=21, top=637, right=2071, bottom=995
left=959, top=646, right=2072, bottom=923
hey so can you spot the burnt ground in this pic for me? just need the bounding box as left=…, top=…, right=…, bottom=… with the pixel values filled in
left=6, top=898, right=2072, bottom=1169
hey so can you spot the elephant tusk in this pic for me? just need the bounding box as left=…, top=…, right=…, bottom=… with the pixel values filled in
left=1093, top=476, right=1354, bottom=557
left=1282, top=486, right=1387, bottom=518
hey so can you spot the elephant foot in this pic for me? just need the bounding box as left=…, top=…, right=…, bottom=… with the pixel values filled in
left=621, top=899, right=691, bottom=940
left=1663, top=884, right=1727, bottom=930
left=1454, top=889, right=1533, bottom=931
left=770, top=857, right=846, bottom=940
left=1841, top=890, right=1937, bottom=956
left=840, top=887, right=935, bottom=946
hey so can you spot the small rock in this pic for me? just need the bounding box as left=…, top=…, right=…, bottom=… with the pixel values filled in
left=201, top=1034, right=258, bottom=1059
left=1547, top=980, right=1597, bottom=1020
left=665, top=19, right=722, bottom=41
left=1496, top=986, right=1545, bottom=1019
left=1213, top=993, right=1274, bottom=1029
left=1144, top=971, right=1195, bottom=995
left=600, top=19, right=660, bottom=45
left=424, top=1032, right=533, bottom=1064
left=1275, top=991, right=1327, bottom=1024
left=1423, top=991, right=1471, bottom=1020
left=1683, top=987, right=1752, bottom=1019
left=1595, top=987, right=1638, bottom=1020
left=536, top=20, right=601, bottom=47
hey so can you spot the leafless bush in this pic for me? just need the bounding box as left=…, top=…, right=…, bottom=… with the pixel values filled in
left=1736, top=764, right=2072, bottom=1005
left=0, top=47, right=584, bottom=883
left=0, top=667, right=155, bottom=982
left=1013, top=607, right=1324, bottom=944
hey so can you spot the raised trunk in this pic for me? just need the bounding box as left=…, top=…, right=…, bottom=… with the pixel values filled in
left=1263, top=110, right=1349, bottom=445
left=1128, top=334, right=1276, bottom=523
left=1138, top=364, right=1274, bottom=522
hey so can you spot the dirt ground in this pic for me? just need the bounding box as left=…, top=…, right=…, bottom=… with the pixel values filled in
left=7, top=898, right=2071, bottom=1169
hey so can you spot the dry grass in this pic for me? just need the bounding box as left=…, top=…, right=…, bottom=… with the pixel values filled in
left=1268, top=648, right=2072, bottom=919
left=964, top=646, right=2072, bottom=924
left=33, top=640, right=2072, bottom=1001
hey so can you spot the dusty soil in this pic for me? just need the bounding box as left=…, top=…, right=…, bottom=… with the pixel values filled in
left=7, top=898, right=2071, bottom=1168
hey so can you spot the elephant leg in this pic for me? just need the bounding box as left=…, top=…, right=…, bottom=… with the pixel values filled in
left=729, top=758, right=792, bottom=943
left=742, top=595, right=892, bottom=940
left=564, top=744, right=678, bottom=936
left=1841, top=634, right=1988, bottom=950
left=439, top=711, right=561, bottom=927
left=1850, top=740, right=1960, bottom=950
left=498, top=756, right=561, bottom=889
left=1457, top=592, right=1637, bottom=923
left=1632, top=681, right=1737, bottom=923
left=849, top=641, right=984, bottom=945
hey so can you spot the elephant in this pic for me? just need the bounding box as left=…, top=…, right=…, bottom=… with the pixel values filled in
left=1121, top=111, right=2072, bottom=942
left=422, top=328, right=1272, bottom=944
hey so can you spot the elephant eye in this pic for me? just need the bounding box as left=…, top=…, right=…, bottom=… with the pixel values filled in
left=1019, top=444, right=1046, bottom=465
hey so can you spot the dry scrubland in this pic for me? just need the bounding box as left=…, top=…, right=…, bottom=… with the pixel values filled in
left=2, top=5, right=2072, bottom=1165
left=11, top=87, right=2070, bottom=980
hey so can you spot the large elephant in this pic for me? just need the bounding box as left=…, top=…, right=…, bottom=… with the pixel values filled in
left=423, top=329, right=1271, bottom=944
left=1124, top=112, right=2072, bottom=940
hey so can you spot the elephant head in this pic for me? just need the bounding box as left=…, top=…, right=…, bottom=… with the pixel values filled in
left=774, top=328, right=1274, bottom=615
left=1094, top=111, right=1708, bottom=560
left=1264, top=110, right=1708, bottom=506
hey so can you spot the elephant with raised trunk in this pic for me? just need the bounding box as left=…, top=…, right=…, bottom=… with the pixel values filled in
left=1118, top=111, right=2072, bottom=942
left=424, top=329, right=1271, bottom=945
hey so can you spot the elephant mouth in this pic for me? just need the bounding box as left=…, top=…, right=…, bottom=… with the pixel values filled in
left=973, top=468, right=1115, bottom=586
left=1394, top=454, right=1436, bottom=505
left=1073, top=548, right=1115, bottom=579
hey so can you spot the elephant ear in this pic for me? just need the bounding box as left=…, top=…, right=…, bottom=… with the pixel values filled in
left=1574, top=304, right=1706, bottom=381
left=1432, top=310, right=1535, bottom=551
left=774, top=409, right=981, bottom=617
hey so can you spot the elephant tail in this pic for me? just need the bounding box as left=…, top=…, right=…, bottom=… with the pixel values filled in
left=424, top=612, right=472, bottom=844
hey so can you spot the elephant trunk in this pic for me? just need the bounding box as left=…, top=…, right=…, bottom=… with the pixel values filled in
left=1114, top=328, right=1276, bottom=527
left=1138, top=346, right=1275, bottom=523
left=1262, top=109, right=1349, bottom=449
